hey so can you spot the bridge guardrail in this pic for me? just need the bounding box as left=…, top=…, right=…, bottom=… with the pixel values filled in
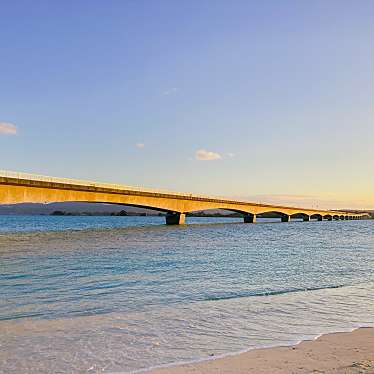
left=0, top=170, right=360, bottom=216
left=0, top=170, right=219, bottom=200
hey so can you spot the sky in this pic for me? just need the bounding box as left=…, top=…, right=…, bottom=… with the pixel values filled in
left=1, top=0, right=374, bottom=209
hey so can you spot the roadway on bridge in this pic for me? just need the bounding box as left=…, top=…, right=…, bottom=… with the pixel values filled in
left=0, top=171, right=368, bottom=225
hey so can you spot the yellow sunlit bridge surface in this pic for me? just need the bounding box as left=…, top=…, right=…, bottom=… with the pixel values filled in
left=0, top=170, right=368, bottom=225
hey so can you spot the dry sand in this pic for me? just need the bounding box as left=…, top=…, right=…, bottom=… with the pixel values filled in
left=148, top=327, right=374, bottom=374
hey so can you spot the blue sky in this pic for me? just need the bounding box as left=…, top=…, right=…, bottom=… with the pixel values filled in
left=1, top=1, right=374, bottom=208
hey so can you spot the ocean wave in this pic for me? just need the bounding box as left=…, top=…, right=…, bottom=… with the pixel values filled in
left=203, top=284, right=346, bottom=302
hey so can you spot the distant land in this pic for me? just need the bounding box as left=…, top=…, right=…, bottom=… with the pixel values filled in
left=0, top=202, right=233, bottom=217
left=0, top=203, right=372, bottom=218
left=0, top=202, right=156, bottom=216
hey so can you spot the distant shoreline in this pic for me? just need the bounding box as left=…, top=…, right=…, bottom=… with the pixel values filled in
left=0, top=202, right=371, bottom=218
left=1, top=210, right=372, bottom=218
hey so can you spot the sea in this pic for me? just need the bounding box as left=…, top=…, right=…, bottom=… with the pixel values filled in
left=0, top=215, right=373, bottom=373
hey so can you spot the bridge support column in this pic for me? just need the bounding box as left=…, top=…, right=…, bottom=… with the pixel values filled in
left=165, top=212, right=186, bottom=225
left=303, top=216, right=310, bottom=222
left=243, top=214, right=256, bottom=223
left=281, top=215, right=290, bottom=222
left=326, top=216, right=333, bottom=221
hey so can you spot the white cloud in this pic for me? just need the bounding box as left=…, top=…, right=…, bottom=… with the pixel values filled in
left=195, top=149, right=222, bottom=161
left=0, top=122, right=17, bottom=135
left=227, top=152, right=235, bottom=158
left=163, top=87, right=177, bottom=96
left=136, top=143, right=145, bottom=149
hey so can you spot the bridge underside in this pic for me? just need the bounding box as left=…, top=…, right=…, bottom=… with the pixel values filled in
left=0, top=179, right=367, bottom=225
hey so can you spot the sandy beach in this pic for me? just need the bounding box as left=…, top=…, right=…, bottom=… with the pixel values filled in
left=148, top=327, right=374, bottom=374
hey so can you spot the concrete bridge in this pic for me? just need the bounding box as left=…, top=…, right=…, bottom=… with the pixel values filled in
left=0, top=171, right=368, bottom=224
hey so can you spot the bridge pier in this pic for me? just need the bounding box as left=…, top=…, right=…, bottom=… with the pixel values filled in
left=281, top=215, right=290, bottom=222
left=243, top=214, right=256, bottom=223
left=303, top=216, right=310, bottom=222
left=165, top=212, right=185, bottom=225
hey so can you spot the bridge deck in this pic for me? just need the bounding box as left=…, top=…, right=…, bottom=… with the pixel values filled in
left=0, top=170, right=367, bottom=224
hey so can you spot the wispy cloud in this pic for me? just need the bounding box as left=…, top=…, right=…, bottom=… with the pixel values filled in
left=163, top=87, right=177, bottom=96
left=0, top=122, right=17, bottom=135
left=232, top=193, right=374, bottom=210
left=236, top=193, right=323, bottom=207
left=195, top=149, right=222, bottom=161
left=227, top=152, right=235, bottom=158
left=136, top=143, right=145, bottom=149
left=256, top=194, right=315, bottom=201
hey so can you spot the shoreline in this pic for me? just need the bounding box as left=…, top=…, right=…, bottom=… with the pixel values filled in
left=144, top=327, right=374, bottom=374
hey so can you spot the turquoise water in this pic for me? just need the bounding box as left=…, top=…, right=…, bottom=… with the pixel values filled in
left=0, top=216, right=373, bottom=373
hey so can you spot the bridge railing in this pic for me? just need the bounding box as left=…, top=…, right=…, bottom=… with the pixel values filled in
left=0, top=170, right=218, bottom=200
left=0, top=170, right=359, bottom=216
left=0, top=170, right=286, bottom=206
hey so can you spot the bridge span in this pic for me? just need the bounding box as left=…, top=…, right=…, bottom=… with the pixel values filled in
left=0, top=171, right=368, bottom=224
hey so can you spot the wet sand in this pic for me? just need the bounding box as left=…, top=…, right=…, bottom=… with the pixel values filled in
left=148, top=327, right=374, bottom=374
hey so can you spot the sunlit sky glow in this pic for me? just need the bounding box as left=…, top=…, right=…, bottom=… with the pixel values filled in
left=1, top=1, right=373, bottom=209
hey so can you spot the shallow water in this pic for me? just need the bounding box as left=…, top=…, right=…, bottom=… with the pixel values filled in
left=0, top=216, right=373, bottom=373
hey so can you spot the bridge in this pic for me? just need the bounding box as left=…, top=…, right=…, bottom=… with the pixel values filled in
left=0, top=171, right=368, bottom=224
